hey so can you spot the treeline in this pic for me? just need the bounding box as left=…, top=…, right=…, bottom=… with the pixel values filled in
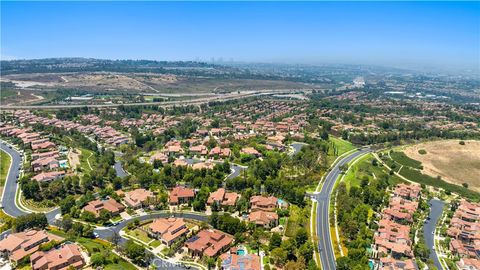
left=335, top=174, right=391, bottom=270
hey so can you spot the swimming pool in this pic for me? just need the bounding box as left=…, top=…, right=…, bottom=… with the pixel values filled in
left=59, top=160, right=68, bottom=168
left=237, top=249, right=246, bottom=256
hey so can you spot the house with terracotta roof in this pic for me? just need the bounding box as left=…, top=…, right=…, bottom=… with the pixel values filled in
left=250, top=195, right=278, bottom=212
left=393, top=183, right=421, bottom=200
left=32, top=171, right=65, bottom=183
left=446, top=200, right=480, bottom=258
left=0, top=229, right=64, bottom=264
left=456, top=258, right=480, bottom=270
left=32, top=157, right=60, bottom=172
left=382, top=197, right=418, bottom=223
left=30, top=243, right=85, bottom=270
left=185, top=229, right=234, bottom=257
left=240, top=147, right=261, bottom=157
left=83, top=198, right=125, bottom=217
left=191, top=162, right=215, bottom=170
left=209, top=147, right=231, bottom=158
left=220, top=251, right=261, bottom=270
left=379, top=257, right=418, bottom=270
left=248, top=210, right=279, bottom=228
left=189, top=145, right=208, bottom=156
left=123, top=188, right=155, bottom=209
left=207, top=188, right=239, bottom=207
left=148, top=218, right=189, bottom=246
left=150, top=152, right=168, bottom=164
left=169, top=186, right=195, bottom=205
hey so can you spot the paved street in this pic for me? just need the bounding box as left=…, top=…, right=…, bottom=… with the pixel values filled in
left=424, top=199, right=445, bottom=270
left=315, top=149, right=370, bottom=270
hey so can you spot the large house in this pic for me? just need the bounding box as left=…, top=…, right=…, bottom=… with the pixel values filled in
left=220, top=251, right=261, bottom=270
left=186, top=229, right=234, bottom=257
left=207, top=188, right=239, bottom=207
left=169, top=186, right=195, bottom=205
left=250, top=195, right=278, bottom=212
left=248, top=210, right=279, bottom=228
left=0, top=229, right=64, bottom=264
left=32, top=171, right=65, bottom=183
left=148, top=218, right=189, bottom=246
left=31, top=157, right=60, bottom=172
left=379, top=257, right=418, bottom=270
left=83, top=198, right=125, bottom=217
left=30, top=243, right=85, bottom=270
left=123, top=188, right=155, bottom=209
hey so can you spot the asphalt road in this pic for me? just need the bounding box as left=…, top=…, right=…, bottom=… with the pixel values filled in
left=315, top=149, right=370, bottom=270
left=423, top=199, right=445, bottom=270
left=0, top=142, right=61, bottom=224
left=3, top=89, right=307, bottom=110
left=0, top=142, right=27, bottom=218
left=113, top=160, right=128, bottom=178
left=290, top=142, right=307, bottom=156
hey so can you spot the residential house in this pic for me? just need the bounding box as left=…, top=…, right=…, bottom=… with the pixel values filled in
left=186, top=229, right=234, bottom=257
left=0, top=229, right=64, bottom=264
left=169, top=186, right=195, bottom=205
left=250, top=196, right=278, bottom=212
left=83, top=198, right=125, bottom=217
left=220, top=251, right=261, bottom=270
left=30, top=243, right=85, bottom=270
left=148, top=218, right=189, bottom=246
left=248, top=210, right=279, bottom=228
left=32, top=171, right=65, bottom=183
left=123, top=188, right=155, bottom=209
left=207, top=188, right=239, bottom=207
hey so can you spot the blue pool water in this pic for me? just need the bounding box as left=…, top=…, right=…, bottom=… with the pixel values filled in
left=59, top=160, right=68, bottom=168
left=237, top=249, right=246, bottom=256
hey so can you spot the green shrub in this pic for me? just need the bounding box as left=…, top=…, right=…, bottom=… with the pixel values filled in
left=418, top=149, right=427, bottom=155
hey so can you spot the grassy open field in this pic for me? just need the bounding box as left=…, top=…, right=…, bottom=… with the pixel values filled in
left=343, top=153, right=404, bottom=190
left=0, top=149, right=11, bottom=188
left=403, top=140, right=480, bottom=192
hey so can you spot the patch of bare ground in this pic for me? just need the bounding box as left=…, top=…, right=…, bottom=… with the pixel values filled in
left=404, top=140, right=480, bottom=192
left=68, top=148, right=81, bottom=171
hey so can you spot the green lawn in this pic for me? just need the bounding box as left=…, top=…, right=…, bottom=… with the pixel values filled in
left=343, top=153, right=405, bottom=190
left=0, top=149, right=11, bottom=187
left=329, top=136, right=356, bottom=156
left=79, top=149, right=95, bottom=172
left=284, top=205, right=305, bottom=237
left=150, top=240, right=162, bottom=248
left=127, top=228, right=152, bottom=243
left=390, top=151, right=422, bottom=169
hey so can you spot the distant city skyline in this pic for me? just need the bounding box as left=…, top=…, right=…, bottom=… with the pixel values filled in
left=1, top=1, right=479, bottom=73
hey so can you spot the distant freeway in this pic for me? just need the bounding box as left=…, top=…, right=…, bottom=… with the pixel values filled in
left=2, top=89, right=311, bottom=110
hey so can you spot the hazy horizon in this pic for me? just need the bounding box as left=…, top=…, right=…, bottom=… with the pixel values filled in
left=2, top=1, right=479, bottom=74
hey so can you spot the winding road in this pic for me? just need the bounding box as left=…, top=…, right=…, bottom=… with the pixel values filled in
left=0, top=141, right=61, bottom=223
left=314, top=148, right=370, bottom=270
left=423, top=199, right=445, bottom=270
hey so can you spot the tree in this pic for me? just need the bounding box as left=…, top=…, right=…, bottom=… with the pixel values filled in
left=59, top=195, right=76, bottom=215
left=81, top=211, right=96, bottom=223
left=124, top=240, right=146, bottom=265
left=298, top=242, right=313, bottom=263
left=90, top=253, right=105, bottom=266
left=295, top=228, right=308, bottom=245
left=269, top=232, right=282, bottom=250
left=14, top=213, right=48, bottom=232
left=270, top=247, right=288, bottom=266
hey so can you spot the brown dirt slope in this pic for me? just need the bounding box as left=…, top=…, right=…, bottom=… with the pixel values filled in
left=404, top=140, right=480, bottom=192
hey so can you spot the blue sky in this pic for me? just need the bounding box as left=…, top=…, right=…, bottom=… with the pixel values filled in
left=1, top=1, right=479, bottom=71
